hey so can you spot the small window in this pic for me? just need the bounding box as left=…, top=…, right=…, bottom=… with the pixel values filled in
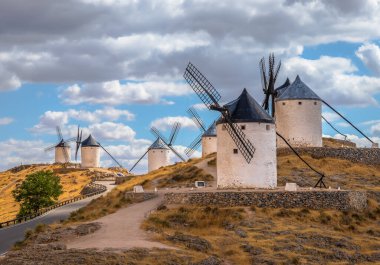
left=161, top=151, right=163, bottom=153
left=208, top=137, right=211, bottom=140
left=266, top=124, right=270, bottom=131
left=282, top=102, right=286, bottom=106
left=233, top=149, right=238, bottom=154
left=298, top=102, right=302, bottom=105
left=241, top=125, right=246, bottom=130
left=314, top=102, right=317, bottom=105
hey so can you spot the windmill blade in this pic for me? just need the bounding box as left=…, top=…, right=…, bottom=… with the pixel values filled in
left=188, top=107, right=207, bottom=132
left=64, top=137, right=76, bottom=143
left=259, top=57, right=268, bottom=92
left=167, top=145, right=186, bottom=162
left=184, top=62, right=221, bottom=109
left=323, top=100, right=374, bottom=144
left=99, top=143, right=123, bottom=168
left=321, top=115, right=347, bottom=140
left=185, top=133, right=203, bottom=157
left=150, top=127, right=169, bottom=144
left=223, top=121, right=255, bottom=163
left=56, top=126, right=63, bottom=141
left=169, top=122, right=181, bottom=145
left=273, top=60, right=281, bottom=83
left=75, top=130, right=82, bottom=161
left=44, top=144, right=57, bottom=152
left=129, top=149, right=149, bottom=172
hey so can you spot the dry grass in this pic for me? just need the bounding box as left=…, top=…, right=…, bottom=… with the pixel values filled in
left=143, top=200, right=380, bottom=264
left=322, top=137, right=356, bottom=148
left=277, top=153, right=380, bottom=191
left=0, top=164, right=122, bottom=222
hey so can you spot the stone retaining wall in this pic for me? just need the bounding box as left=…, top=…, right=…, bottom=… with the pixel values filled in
left=277, top=147, right=380, bottom=166
left=124, top=192, right=157, bottom=203
left=164, top=190, right=367, bottom=211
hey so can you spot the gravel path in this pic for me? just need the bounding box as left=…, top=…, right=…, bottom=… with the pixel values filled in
left=66, top=194, right=173, bottom=250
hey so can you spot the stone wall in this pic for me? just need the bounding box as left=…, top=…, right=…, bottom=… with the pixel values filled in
left=164, top=190, right=367, bottom=211
left=124, top=192, right=157, bottom=203
left=277, top=147, right=380, bottom=166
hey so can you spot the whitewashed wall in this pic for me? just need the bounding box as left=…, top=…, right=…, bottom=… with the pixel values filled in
left=148, top=148, right=170, bottom=172
left=216, top=122, right=277, bottom=188
left=275, top=100, right=322, bottom=148
left=201, top=136, right=217, bottom=157
left=55, top=146, right=71, bottom=163
left=81, top=146, right=100, bottom=168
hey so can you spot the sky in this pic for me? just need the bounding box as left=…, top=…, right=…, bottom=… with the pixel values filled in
left=0, top=0, right=380, bottom=172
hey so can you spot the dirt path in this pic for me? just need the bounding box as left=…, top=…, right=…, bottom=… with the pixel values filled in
left=67, top=195, right=172, bottom=250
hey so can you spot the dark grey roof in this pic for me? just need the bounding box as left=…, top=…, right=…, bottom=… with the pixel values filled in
left=55, top=139, right=70, bottom=148
left=202, top=121, right=216, bottom=137
left=217, top=88, right=274, bottom=124
left=149, top=138, right=169, bottom=150
left=276, top=75, right=320, bottom=101
left=275, top=78, right=290, bottom=97
left=81, top=134, right=100, bottom=147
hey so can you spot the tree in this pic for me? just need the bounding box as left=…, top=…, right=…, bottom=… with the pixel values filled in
left=12, top=170, right=63, bottom=217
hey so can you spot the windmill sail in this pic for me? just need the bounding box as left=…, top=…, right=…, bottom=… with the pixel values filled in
left=184, top=62, right=255, bottom=163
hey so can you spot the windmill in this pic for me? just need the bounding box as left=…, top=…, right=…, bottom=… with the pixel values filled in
left=185, top=107, right=217, bottom=157
left=184, top=62, right=277, bottom=188
left=260, top=53, right=281, bottom=117
left=44, top=126, right=76, bottom=164
left=74, top=125, right=83, bottom=162
left=79, top=132, right=123, bottom=168
left=129, top=122, right=184, bottom=173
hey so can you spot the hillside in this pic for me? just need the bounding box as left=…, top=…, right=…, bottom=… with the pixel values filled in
left=1, top=152, right=379, bottom=264
left=0, top=164, right=125, bottom=223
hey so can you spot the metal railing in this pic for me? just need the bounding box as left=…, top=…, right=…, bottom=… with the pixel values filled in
left=0, top=183, right=107, bottom=229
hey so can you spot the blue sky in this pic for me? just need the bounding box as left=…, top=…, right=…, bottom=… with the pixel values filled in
left=0, top=0, right=379, bottom=171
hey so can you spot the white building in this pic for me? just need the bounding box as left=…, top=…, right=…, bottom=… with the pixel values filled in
left=217, top=88, right=277, bottom=189
left=201, top=121, right=217, bottom=157
left=275, top=75, right=322, bottom=148
left=55, top=140, right=71, bottom=163
left=81, top=134, right=101, bottom=168
left=148, top=138, right=170, bottom=172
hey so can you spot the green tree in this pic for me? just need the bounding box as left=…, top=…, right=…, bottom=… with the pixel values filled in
left=12, top=170, right=63, bottom=217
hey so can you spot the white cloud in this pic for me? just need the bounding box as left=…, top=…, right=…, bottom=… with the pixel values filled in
left=322, top=112, right=340, bottom=122
left=0, top=139, right=53, bottom=170
left=31, top=107, right=134, bottom=134
left=88, top=122, right=136, bottom=142
left=150, top=116, right=198, bottom=132
left=60, top=80, right=191, bottom=105
left=0, top=64, right=21, bottom=91
left=356, top=42, right=380, bottom=76
left=282, top=56, right=380, bottom=106
left=0, top=117, right=13, bottom=125
left=332, top=133, right=380, bottom=148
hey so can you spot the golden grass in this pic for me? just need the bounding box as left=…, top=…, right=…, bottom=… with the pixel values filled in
left=322, top=137, right=356, bottom=148
left=143, top=200, right=380, bottom=264
left=277, top=153, right=380, bottom=191
left=0, top=164, right=97, bottom=222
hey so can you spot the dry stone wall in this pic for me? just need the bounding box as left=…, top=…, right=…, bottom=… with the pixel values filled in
left=164, top=190, right=367, bottom=211
left=277, top=147, right=380, bottom=166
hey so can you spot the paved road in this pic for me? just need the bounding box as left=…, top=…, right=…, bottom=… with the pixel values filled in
left=0, top=181, right=115, bottom=255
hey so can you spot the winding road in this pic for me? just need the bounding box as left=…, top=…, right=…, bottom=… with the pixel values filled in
left=0, top=181, right=115, bottom=255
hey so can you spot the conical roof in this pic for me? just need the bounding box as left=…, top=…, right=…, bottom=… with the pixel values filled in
left=202, top=121, right=216, bottom=137
left=149, top=138, right=169, bottom=150
left=275, top=78, right=290, bottom=97
left=276, top=75, right=320, bottom=101
left=217, top=88, right=274, bottom=124
left=55, top=139, right=70, bottom=148
left=81, top=134, right=100, bottom=147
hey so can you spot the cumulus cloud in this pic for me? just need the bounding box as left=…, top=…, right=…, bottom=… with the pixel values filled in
left=1, top=0, right=380, bottom=100
left=282, top=56, right=380, bottom=106
left=150, top=116, right=198, bottom=132
left=60, top=81, right=191, bottom=105
left=0, top=117, right=14, bottom=125
left=356, top=42, right=380, bottom=76
left=0, top=139, right=52, bottom=170
left=31, top=107, right=134, bottom=134
left=322, top=112, right=340, bottom=122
